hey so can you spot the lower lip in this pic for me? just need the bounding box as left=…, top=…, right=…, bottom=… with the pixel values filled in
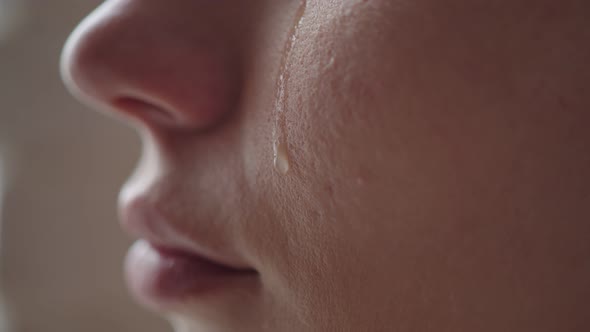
left=124, top=240, right=254, bottom=310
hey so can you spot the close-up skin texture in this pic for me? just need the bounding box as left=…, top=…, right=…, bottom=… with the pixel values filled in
left=61, top=0, right=590, bottom=331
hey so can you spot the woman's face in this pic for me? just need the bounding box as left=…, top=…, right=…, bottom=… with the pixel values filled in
left=61, top=0, right=590, bottom=331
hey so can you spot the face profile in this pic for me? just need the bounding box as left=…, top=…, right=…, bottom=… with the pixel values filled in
left=61, top=0, right=590, bottom=331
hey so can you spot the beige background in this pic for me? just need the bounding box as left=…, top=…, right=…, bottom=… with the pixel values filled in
left=1, top=1, right=170, bottom=331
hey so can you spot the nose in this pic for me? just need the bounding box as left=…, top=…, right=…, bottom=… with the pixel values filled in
left=60, top=0, right=248, bottom=131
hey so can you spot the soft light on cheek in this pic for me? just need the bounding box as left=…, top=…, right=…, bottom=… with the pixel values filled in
left=0, top=0, right=27, bottom=42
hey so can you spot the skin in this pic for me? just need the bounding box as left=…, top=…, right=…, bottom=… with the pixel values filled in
left=61, top=0, right=590, bottom=331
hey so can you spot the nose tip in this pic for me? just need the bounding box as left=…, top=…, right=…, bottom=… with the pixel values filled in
left=60, top=2, right=240, bottom=131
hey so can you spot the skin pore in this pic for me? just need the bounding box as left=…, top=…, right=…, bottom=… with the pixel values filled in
left=61, top=0, right=590, bottom=331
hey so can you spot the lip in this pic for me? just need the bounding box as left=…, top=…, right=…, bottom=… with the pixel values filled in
left=118, top=176, right=253, bottom=271
left=125, top=240, right=257, bottom=311
left=117, top=142, right=259, bottom=313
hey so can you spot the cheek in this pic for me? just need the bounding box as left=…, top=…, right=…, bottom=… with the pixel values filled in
left=251, top=1, right=413, bottom=327
left=284, top=0, right=409, bottom=219
left=253, top=0, right=590, bottom=329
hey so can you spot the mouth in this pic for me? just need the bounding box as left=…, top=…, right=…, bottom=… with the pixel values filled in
left=124, top=240, right=258, bottom=312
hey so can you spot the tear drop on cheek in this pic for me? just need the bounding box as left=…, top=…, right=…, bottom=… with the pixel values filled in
left=273, top=140, right=290, bottom=175
left=271, top=0, right=306, bottom=176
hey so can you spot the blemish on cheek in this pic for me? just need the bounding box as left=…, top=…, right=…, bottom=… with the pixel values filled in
left=324, top=183, right=334, bottom=198
left=355, top=176, right=366, bottom=186
left=557, top=95, right=569, bottom=110
left=272, top=0, right=307, bottom=176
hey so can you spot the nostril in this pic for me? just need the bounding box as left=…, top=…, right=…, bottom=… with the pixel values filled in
left=60, top=0, right=242, bottom=133
left=113, top=97, right=177, bottom=127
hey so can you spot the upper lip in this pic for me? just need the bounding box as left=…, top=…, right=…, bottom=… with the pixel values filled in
left=118, top=176, right=254, bottom=272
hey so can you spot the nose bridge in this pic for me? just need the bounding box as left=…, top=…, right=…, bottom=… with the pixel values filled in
left=61, top=0, right=245, bottom=130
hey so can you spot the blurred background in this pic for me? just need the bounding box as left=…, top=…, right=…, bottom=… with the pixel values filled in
left=0, top=1, right=170, bottom=331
